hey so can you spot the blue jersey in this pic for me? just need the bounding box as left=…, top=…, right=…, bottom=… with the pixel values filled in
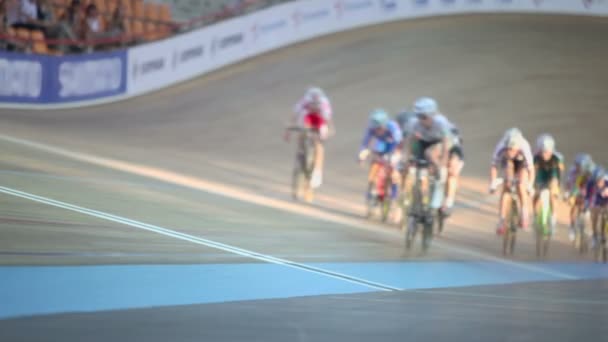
left=360, top=120, right=403, bottom=155
left=587, top=176, right=608, bottom=208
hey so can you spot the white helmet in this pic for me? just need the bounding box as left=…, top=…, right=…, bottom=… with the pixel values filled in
left=413, top=97, right=438, bottom=115
left=506, top=134, right=523, bottom=150
left=536, top=134, right=555, bottom=152
left=306, top=87, right=325, bottom=101
left=504, top=127, right=522, bottom=141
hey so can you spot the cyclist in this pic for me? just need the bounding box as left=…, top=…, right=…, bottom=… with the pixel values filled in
left=358, top=109, right=403, bottom=205
left=489, top=128, right=535, bottom=234
left=402, top=97, right=451, bottom=208
left=587, top=167, right=608, bottom=248
left=284, top=87, right=334, bottom=188
left=532, top=134, right=564, bottom=234
left=564, top=153, right=594, bottom=241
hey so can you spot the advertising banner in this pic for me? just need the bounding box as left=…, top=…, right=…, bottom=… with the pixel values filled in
left=0, top=52, right=48, bottom=104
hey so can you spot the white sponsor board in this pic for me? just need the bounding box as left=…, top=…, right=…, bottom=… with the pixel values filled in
left=0, top=58, right=42, bottom=98
left=127, top=0, right=608, bottom=98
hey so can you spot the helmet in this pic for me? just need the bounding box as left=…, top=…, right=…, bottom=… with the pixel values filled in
left=536, top=134, right=555, bottom=152
left=506, top=134, right=523, bottom=150
left=370, top=109, right=390, bottom=128
left=593, top=167, right=606, bottom=181
left=413, top=97, right=438, bottom=115
left=574, top=153, right=592, bottom=169
left=574, top=153, right=590, bottom=165
left=306, top=87, right=325, bottom=101
left=585, top=161, right=597, bottom=174
left=504, top=127, right=523, bottom=141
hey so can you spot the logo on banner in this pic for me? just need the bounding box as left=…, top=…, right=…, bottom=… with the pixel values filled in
left=0, top=58, right=42, bottom=98
left=379, top=0, right=397, bottom=11
left=170, top=45, right=204, bottom=69
left=533, top=0, right=543, bottom=6
left=582, top=0, right=593, bottom=8
left=59, top=58, right=122, bottom=98
left=441, top=0, right=456, bottom=5
left=335, top=0, right=374, bottom=17
left=251, top=19, right=288, bottom=40
left=132, top=57, right=165, bottom=80
left=179, top=46, right=205, bottom=64
left=413, top=0, right=429, bottom=7
left=210, top=33, right=244, bottom=57
left=467, top=0, right=483, bottom=4
left=292, top=7, right=331, bottom=27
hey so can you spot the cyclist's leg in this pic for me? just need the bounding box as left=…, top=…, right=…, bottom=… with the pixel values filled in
left=591, top=205, right=600, bottom=245
left=367, top=156, right=380, bottom=199
left=443, top=146, right=464, bottom=213
left=533, top=169, right=547, bottom=220
left=423, top=144, right=442, bottom=205
left=548, top=177, right=559, bottom=230
left=389, top=152, right=401, bottom=201
left=313, top=132, right=324, bottom=174
left=515, top=161, right=531, bottom=228
left=305, top=115, right=325, bottom=188
left=497, top=160, right=515, bottom=233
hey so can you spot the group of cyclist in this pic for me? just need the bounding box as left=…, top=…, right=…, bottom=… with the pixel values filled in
left=285, top=87, right=608, bottom=247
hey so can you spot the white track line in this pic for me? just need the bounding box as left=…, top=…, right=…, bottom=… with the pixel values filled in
left=0, top=133, right=577, bottom=280
left=0, top=186, right=399, bottom=292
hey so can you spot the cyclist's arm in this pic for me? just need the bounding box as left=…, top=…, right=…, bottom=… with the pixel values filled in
left=360, top=127, right=373, bottom=153
left=490, top=164, right=499, bottom=191
left=490, top=148, right=502, bottom=189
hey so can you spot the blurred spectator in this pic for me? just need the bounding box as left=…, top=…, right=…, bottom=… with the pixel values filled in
left=106, top=2, right=128, bottom=38
left=12, top=0, right=46, bottom=31
left=5, top=0, right=20, bottom=28
left=56, top=0, right=85, bottom=51
left=36, top=0, right=54, bottom=25
left=105, top=3, right=129, bottom=46
left=0, top=0, right=6, bottom=50
left=81, top=3, right=103, bottom=51
left=35, top=0, right=57, bottom=39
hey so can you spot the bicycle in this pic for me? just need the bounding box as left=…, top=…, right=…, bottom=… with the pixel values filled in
left=569, top=195, right=590, bottom=254
left=494, top=178, right=520, bottom=256
left=594, top=206, right=608, bottom=263
left=289, top=127, right=318, bottom=203
left=534, top=187, right=553, bottom=258
left=403, top=159, right=434, bottom=253
left=365, top=153, right=392, bottom=222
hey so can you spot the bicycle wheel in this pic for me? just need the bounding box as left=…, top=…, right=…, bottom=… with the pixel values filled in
left=577, top=214, right=588, bottom=254
left=380, top=179, right=392, bottom=223
left=399, top=184, right=413, bottom=229
left=422, top=218, right=433, bottom=252
left=291, top=151, right=305, bottom=200
left=435, top=209, right=445, bottom=236
left=536, top=190, right=551, bottom=258
left=601, top=212, right=607, bottom=263
left=366, top=182, right=377, bottom=219
left=504, top=197, right=518, bottom=256
left=405, top=216, right=417, bottom=251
